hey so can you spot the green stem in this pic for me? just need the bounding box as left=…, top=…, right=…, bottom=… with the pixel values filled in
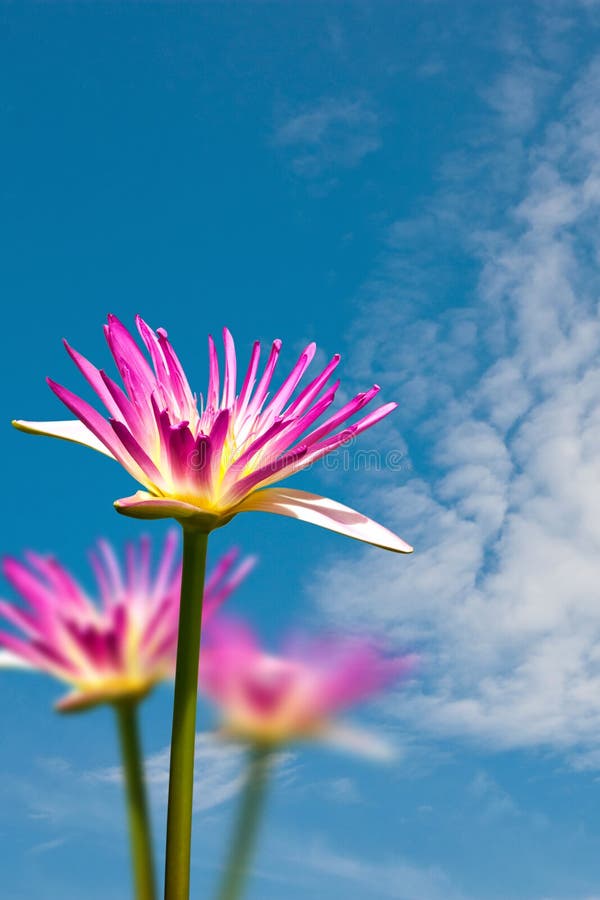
left=115, top=700, right=157, bottom=900
left=216, top=746, right=272, bottom=900
left=164, top=528, right=209, bottom=900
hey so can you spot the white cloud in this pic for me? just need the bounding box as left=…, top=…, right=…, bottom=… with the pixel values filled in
left=306, top=776, right=362, bottom=804
left=469, top=771, right=521, bottom=821
left=482, top=61, right=554, bottom=132
left=284, top=837, right=469, bottom=900
left=26, top=837, right=67, bottom=856
left=1, top=736, right=293, bottom=847
left=91, top=733, right=246, bottom=813
left=273, top=96, right=380, bottom=179
left=311, top=49, right=600, bottom=764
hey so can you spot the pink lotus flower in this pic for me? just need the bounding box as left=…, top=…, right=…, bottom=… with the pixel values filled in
left=199, top=618, right=415, bottom=747
left=0, top=533, right=254, bottom=712
left=13, top=316, right=412, bottom=553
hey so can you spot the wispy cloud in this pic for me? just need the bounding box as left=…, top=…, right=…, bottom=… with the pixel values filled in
left=482, top=60, right=554, bottom=132
left=90, top=733, right=248, bottom=814
left=273, top=96, right=381, bottom=180
left=469, top=771, right=521, bottom=822
left=284, top=837, right=470, bottom=900
left=2, top=735, right=295, bottom=850
left=26, top=837, right=67, bottom=856
left=310, top=28, right=600, bottom=765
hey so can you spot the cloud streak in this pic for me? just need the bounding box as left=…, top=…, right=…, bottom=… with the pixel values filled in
left=284, top=837, right=470, bottom=900
left=312, top=38, right=600, bottom=763
left=274, top=96, right=380, bottom=180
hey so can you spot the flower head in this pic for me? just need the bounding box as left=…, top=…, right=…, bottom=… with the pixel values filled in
left=0, top=532, right=254, bottom=712
left=199, top=618, right=415, bottom=748
left=13, top=316, right=412, bottom=552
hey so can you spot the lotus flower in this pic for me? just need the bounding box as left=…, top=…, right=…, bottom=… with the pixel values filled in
left=199, top=618, right=415, bottom=747
left=0, top=532, right=254, bottom=711
left=13, top=315, right=412, bottom=552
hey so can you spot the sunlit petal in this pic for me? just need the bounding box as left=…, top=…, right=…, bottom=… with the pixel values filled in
left=12, top=419, right=115, bottom=458
left=234, top=487, right=413, bottom=553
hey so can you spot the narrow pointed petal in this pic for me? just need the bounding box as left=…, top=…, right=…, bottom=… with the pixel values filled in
left=152, top=530, right=179, bottom=599
left=109, top=419, right=164, bottom=484
left=300, top=385, right=381, bottom=447
left=285, top=353, right=341, bottom=416
left=11, top=419, right=116, bottom=458
left=156, top=328, right=197, bottom=420
left=237, top=341, right=261, bottom=416
left=222, top=327, right=237, bottom=409
left=233, top=487, right=413, bottom=553
left=63, top=340, right=123, bottom=419
left=245, top=339, right=282, bottom=417
left=206, top=334, right=220, bottom=410
left=260, top=342, right=316, bottom=421
left=104, top=313, right=156, bottom=398
left=47, top=379, right=144, bottom=474
left=136, top=316, right=170, bottom=384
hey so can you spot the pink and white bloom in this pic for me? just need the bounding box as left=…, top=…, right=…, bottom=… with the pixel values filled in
left=199, top=618, right=415, bottom=748
left=0, top=533, right=254, bottom=712
left=13, top=316, right=412, bottom=553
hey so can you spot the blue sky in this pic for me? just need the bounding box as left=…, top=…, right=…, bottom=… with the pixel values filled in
left=3, top=2, right=600, bottom=898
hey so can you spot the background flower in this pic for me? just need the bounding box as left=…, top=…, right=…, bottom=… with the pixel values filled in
left=200, top=616, right=415, bottom=747
left=0, top=532, right=255, bottom=711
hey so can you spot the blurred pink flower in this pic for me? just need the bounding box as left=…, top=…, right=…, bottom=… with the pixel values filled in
left=0, top=532, right=254, bottom=712
left=13, top=316, right=412, bottom=553
left=199, top=618, right=415, bottom=747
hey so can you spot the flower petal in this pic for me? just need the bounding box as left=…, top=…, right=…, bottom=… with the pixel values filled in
left=114, top=491, right=229, bottom=530
left=0, top=649, right=35, bottom=670
left=233, top=487, right=413, bottom=553
left=56, top=683, right=152, bottom=714
left=11, top=419, right=116, bottom=458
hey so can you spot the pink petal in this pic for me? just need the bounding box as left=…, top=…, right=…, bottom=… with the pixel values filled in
left=259, top=342, right=316, bottom=422
left=207, top=334, right=221, bottom=410
left=300, top=385, right=381, bottom=447
left=222, top=328, right=237, bottom=409
left=47, top=379, right=145, bottom=476
left=237, top=341, right=261, bottom=416
left=104, top=314, right=156, bottom=399
left=152, top=530, right=180, bottom=599
left=244, top=339, right=282, bottom=418
left=63, top=340, right=123, bottom=419
left=285, top=353, right=341, bottom=417
left=109, top=418, right=163, bottom=485
left=156, top=328, right=197, bottom=419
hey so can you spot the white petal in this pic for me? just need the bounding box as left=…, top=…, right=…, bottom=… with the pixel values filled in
left=234, top=487, right=413, bottom=553
left=12, top=419, right=115, bottom=458
left=0, top=650, right=35, bottom=670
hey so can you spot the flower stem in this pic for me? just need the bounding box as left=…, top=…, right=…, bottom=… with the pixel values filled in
left=216, top=745, right=272, bottom=900
left=115, top=700, right=157, bottom=900
left=164, top=527, right=209, bottom=900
